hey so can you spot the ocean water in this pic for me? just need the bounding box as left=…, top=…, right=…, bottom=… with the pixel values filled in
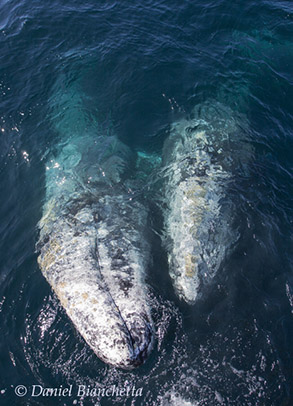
left=0, top=0, right=293, bottom=405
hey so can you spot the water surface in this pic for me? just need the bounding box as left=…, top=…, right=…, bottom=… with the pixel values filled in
left=0, top=0, right=293, bottom=405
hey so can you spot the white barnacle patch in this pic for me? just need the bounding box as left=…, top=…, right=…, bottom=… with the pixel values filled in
left=74, top=208, right=94, bottom=224
left=97, top=227, right=109, bottom=239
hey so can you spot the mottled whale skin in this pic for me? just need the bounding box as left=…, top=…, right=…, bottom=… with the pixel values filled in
left=37, top=131, right=154, bottom=369
left=162, top=102, right=250, bottom=304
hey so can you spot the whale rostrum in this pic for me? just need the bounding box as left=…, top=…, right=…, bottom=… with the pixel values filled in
left=37, top=131, right=154, bottom=369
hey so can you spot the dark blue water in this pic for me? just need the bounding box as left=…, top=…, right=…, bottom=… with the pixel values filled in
left=0, top=0, right=293, bottom=405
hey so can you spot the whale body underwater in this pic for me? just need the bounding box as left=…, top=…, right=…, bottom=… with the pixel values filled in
left=37, top=85, right=251, bottom=368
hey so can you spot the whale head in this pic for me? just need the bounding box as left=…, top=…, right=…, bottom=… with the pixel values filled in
left=50, top=273, right=154, bottom=370
left=96, top=313, right=154, bottom=369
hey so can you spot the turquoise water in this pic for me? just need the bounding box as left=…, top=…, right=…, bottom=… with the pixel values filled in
left=0, top=0, right=293, bottom=405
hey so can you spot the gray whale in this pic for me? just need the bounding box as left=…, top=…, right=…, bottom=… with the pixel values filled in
left=161, top=102, right=251, bottom=304
left=37, top=87, right=154, bottom=368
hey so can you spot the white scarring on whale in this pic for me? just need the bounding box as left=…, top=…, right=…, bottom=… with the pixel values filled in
left=162, top=101, right=251, bottom=304
left=37, top=84, right=154, bottom=369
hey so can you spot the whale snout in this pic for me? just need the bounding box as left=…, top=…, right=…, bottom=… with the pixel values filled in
left=127, top=318, right=154, bottom=368
left=96, top=313, right=154, bottom=370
